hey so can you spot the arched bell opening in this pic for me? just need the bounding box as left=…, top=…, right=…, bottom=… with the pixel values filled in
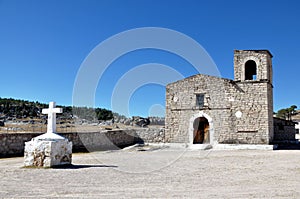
left=245, top=60, right=257, bottom=80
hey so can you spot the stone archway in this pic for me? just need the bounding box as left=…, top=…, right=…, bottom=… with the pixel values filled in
left=189, top=111, right=214, bottom=145
left=193, top=117, right=209, bottom=144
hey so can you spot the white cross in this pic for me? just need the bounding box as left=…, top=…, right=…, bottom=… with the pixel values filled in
left=42, top=102, right=63, bottom=134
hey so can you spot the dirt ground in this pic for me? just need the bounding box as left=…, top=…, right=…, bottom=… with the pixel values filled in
left=0, top=147, right=300, bottom=198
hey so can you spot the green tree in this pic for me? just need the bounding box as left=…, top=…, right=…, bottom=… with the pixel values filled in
left=95, top=108, right=113, bottom=121
left=276, top=105, right=298, bottom=120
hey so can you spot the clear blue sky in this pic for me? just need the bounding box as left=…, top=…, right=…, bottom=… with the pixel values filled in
left=0, top=0, right=299, bottom=117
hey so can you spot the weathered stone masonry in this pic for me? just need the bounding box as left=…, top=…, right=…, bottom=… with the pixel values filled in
left=273, top=118, right=296, bottom=142
left=0, top=128, right=165, bottom=157
left=165, top=50, right=277, bottom=145
left=0, top=131, right=136, bottom=158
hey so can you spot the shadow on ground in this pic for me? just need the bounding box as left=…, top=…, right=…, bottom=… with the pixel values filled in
left=52, top=164, right=118, bottom=169
left=274, top=143, right=300, bottom=150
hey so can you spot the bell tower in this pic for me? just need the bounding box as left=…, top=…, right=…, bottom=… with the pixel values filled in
left=233, top=49, right=274, bottom=143
left=234, top=50, right=273, bottom=84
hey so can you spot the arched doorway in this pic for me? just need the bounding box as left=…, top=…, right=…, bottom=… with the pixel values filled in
left=193, top=117, right=209, bottom=144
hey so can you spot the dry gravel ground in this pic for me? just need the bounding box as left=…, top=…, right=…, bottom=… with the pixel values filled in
left=0, top=147, right=300, bottom=198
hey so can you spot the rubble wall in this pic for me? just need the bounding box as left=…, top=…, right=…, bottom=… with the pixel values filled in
left=0, top=128, right=164, bottom=158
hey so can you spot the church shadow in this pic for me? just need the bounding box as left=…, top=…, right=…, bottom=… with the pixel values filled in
left=52, top=164, right=118, bottom=169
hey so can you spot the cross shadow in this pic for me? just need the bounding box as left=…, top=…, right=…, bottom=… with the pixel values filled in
left=52, top=164, right=118, bottom=169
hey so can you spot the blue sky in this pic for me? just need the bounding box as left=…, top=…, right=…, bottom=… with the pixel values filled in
left=0, top=0, right=299, bottom=117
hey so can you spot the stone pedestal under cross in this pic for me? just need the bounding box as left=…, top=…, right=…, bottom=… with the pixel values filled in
left=24, top=101, right=72, bottom=167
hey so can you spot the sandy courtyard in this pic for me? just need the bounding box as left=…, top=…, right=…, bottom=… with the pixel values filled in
left=0, top=147, right=300, bottom=198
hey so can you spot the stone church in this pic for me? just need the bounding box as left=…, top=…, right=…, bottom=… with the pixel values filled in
left=165, top=50, right=294, bottom=146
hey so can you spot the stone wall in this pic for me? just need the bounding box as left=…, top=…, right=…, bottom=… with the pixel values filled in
left=165, top=50, right=274, bottom=145
left=273, top=117, right=296, bottom=142
left=225, top=81, right=273, bottom=144
left=165, top=74, right=273, bottom=145
left=233, top=50, right=273, bottom=83
left=0, top=131, right=135, bottom=158
left=165, top=75, right=230, bottom=144
left=0, top=133, right=33, bottom=157
left=0, top=128, right=164, bottom=158
left=134, top=127, right=165, bottom=143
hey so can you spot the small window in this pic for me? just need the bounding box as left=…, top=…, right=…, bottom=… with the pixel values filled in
left=196, top=94, right=204, bottom=107
left=245, top=60, right=257, bottom=80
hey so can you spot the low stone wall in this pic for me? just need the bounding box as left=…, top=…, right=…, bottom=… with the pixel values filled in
left=273, top=117, right=296, bottom=142
left=133, top=127, right=165, bottom=143
left=0, top=133, right=38, bottom=157
left=0, top=128, right=164, bottom=158
left=70, top=130, right=138, bottom=152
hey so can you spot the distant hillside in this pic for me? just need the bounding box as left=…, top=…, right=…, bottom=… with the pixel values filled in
left=0, top=98, right=112, bottom=121
left=0, top=98, right=49, bottom=118
left=0, top=98, right=165, bottom=126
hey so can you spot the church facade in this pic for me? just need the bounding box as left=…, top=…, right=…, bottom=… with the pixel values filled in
left=165, top=50, right=275, bottom=145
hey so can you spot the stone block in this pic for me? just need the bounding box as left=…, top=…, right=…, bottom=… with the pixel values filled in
left=24, top=138, right=72, bottom=168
